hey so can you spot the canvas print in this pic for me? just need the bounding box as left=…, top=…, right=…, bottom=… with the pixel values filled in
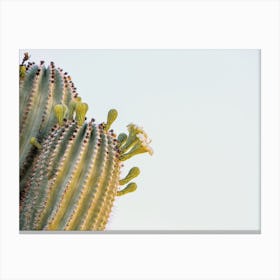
left=19, top=50, right=260, bottom=232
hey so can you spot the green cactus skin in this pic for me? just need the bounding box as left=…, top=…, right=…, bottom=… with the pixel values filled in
left=19, top=54, right=153, bottom=231
left=20, top=58, right=78, bottom=188
left=20, top=120, right=120, bottom=230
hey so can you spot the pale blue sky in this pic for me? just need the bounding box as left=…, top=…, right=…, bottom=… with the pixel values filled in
left=20, top=49, right=260, bottom=231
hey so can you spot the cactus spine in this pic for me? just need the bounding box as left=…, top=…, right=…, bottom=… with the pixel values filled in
left=19, top=53, right=153, bottom=231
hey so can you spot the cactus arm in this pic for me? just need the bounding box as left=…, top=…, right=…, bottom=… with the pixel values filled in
left=19, top=60, right=78, bottom=184
left=20, top=120, right=153, bottom=230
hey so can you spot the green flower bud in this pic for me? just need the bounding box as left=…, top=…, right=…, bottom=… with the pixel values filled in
left=117, top=182, right=137, bottom=196
left=119, top=167, right=140, bottom=185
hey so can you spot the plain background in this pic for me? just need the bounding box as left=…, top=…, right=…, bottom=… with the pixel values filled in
left=20, top=49, right=261, bottom=231
left=1, top=1, right=280, bottom=280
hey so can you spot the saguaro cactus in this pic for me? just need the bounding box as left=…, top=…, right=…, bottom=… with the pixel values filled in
left=19, top=53, right=153, bottom=231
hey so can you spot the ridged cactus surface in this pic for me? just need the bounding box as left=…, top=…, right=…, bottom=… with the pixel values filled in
left=20, top=54, right=78, bottom=188
left=19, top=53, right=153, bottom=231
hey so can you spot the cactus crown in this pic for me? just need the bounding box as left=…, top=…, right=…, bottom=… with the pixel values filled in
left=19, top=53, right=153, bottom=231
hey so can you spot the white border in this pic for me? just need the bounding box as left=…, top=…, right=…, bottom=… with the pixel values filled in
left=0, top=1, right=279, bottom=279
